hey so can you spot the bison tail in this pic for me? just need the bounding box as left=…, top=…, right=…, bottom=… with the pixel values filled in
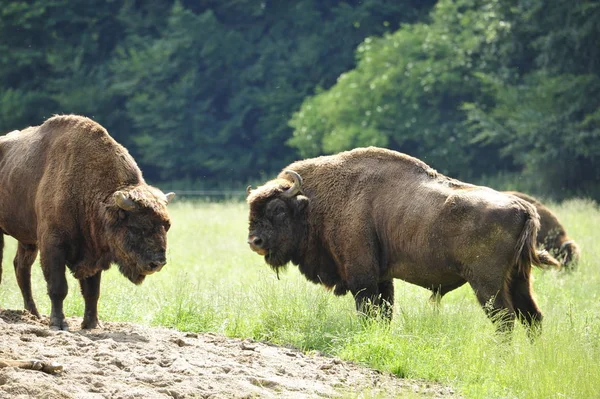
left=536, top=249, right=561, bottom=270
left=560, top=239, right=581, bottom=269
left=514, top=206, right=560, bottom=277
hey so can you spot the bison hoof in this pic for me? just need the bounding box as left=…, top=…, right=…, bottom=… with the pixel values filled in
left=81, top=318, right=101, bottom=330
left=26, top=306, right=41, bottom=319
left=49, top=319, right=69, bottom=331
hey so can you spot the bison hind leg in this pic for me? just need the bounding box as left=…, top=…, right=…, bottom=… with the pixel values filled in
left=468, top=271, right=516, bottom=334
left=508, top=272, right=543, bottom=339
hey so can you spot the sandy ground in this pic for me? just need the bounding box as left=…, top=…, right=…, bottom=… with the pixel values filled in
left=0, top=309, right=459, bottom=398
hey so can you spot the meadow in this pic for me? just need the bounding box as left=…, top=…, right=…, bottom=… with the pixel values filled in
left=0, top=198, right=598, bottom=399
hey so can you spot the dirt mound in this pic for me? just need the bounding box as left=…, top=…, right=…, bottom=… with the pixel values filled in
left=0, top=309, right=458, bottom=398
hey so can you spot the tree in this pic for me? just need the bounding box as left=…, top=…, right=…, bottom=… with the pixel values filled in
left=289, top=0, right=600, bottom=197
left=109, top=0, right=435, bottom=183
left=464, top=0, right=600, bottom=198
left=289, top=0, right=511, bottom=178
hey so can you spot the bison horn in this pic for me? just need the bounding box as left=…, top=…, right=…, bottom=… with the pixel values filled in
left=114, top=191, right=137, bottom=211
left=165, top=192, right=176, bottom=203
left=282, top=170, right=304, bottom=198
left=246, top=185, right=252, bottom=195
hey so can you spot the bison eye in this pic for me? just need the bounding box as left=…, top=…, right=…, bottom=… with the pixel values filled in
left=274, top=210, right=287, bottom=222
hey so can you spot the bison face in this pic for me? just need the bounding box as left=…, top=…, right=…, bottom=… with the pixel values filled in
left=247, top=171, right=309, bottom=270
left=105, top=186, right=175, bottom=284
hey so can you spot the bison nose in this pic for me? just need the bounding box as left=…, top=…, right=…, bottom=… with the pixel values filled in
left=248, top=235, right=264, bottom=249
left=148, top=258, right=166, bottom=272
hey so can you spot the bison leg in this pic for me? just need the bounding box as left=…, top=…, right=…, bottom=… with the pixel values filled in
left=378, top=280, right=395, bottom=320
left=468, top=272, right=515, bottom=334
left=79, top=271, right=102, bottom=329
left=0, top=233, right=3, bottom=284
left=40, top=241, right=69, bottom=331
left=14, top=242, right=40, bottom=318
left=349, top=278, right=392, bottom=319
left=429, top=281, right=467, bottom=305
left=509, top=272, right=543, bottom=339
left=351, top=285, right=379, bottom=318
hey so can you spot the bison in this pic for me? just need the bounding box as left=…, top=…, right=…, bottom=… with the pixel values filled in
left=0, top=115, right=175, bottom=330
left=247, top=147, right=559, bottom=333
left=503, top=191, right=580, bottom=269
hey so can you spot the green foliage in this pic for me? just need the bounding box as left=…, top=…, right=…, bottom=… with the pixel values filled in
left=290, top=0, right=600, bottom=197
left=0, top=0, right=598, bottom=196
left=289, top=0, right=512, bottom=177
left=1, top=200, right=599, bottom=398
left=0, top=0, right=435, bottom=184
left=464, top=0, right=600, bottom=199
left=465, top=72, right=600, bottom=197
left=111, top=0, right=434, bottom=181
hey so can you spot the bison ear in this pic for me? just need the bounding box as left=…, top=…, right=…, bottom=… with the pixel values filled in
left=292, top=194, right=309, bottom=215
left=165, top=192, right=176, bottom=203
left=114, top=191, right=137, bottom=211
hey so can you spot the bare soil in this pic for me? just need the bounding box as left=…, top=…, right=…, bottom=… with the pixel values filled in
left=0, top=309, right=459, bottom=398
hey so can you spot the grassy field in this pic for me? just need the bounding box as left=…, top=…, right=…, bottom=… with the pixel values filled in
left=1, top=198, right=598, bottom=398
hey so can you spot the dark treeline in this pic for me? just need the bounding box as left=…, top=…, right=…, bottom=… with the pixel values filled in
left=1, top=0, right=598, bottom=199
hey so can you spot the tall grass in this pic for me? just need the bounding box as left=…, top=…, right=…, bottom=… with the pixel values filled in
left=1, top=198, right=598, bottom=398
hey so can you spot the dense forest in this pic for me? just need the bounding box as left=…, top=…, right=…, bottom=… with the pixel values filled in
left=1, top=0, right=598, bottom=199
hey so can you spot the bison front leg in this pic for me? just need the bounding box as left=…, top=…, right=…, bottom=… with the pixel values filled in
left=349, top=276, right=393, bottom=320
left=40, top=240, right=69, bottom=331
left=0, top=233, right=3, bottom=284
left=79, top=271, right=102, bottom=329
left=351, top=283, right=379, bottom=318
left=14, top=242, right=40, bottom=318
left=378, top=280, right=395, bottom=320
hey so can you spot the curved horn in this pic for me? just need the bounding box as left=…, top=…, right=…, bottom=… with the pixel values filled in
left=282, top=170, right=304, bottom=198
left=246, top=185, right=252, bottom=195
left=165, top=192, right=176, bottom=203
left=114, top=191, right=137, bottom=211
left=559, top=240, right=574, bottom=252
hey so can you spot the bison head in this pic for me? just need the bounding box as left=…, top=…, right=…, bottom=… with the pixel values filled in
left=559, top=240, right=581, bottom=269
left=104, top=186, right=175, bottom=284
left=247, top=170, right=309, bottom=271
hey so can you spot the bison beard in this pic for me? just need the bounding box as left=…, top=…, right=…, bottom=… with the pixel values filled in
left=247, top=147, right=560, bottom=335
left=0, top=115, right=174, bottom=330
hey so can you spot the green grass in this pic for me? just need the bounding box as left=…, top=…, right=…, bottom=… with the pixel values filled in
left=1, top=198, right=599, bottom=398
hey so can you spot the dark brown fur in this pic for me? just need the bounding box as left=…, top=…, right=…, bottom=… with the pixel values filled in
left=0, top=115, right=174, bottom=330
left=247, top=147, right=559, bottom=333
left=504, top=191, right=580, bottom=269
